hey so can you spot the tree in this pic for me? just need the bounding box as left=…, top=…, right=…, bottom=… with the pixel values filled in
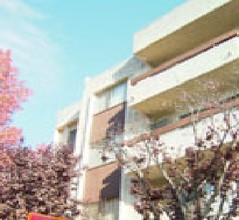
left=0, top=49, right=84, bottom=220
left=0, top=49, right=30, bottom=147
left=0, top=144, right=81, bottom=220
left=102, top=82, right=239, bottom=220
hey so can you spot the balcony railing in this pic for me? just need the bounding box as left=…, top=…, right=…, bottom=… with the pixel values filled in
left=126, top=95, right=239, bottom=146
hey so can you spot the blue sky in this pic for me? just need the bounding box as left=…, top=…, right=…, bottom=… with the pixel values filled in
left=0, top=0, right=186, bottom=146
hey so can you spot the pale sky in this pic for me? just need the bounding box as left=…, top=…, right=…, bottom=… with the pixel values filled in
left=0, top=0, right=186, bottom=146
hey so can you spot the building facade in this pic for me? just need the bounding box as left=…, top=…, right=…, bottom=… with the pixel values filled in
left=54, top=0, right=239, bottom=219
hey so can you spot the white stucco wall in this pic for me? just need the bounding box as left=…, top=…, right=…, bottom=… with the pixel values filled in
left=54, top=102, right=80, bottom=145
left=119, top=172, right=142, bottom=220
left=56, top=102, right=80, bottom=129
left=75, top=56, right=150, bottom=207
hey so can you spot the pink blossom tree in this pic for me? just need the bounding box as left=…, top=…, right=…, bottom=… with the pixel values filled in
left=0, top=144, right=81, bottom=219
left=0, top=49, right=30, bottom=147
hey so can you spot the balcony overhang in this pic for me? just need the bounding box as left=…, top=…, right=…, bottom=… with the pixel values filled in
left=129, top=35, right=239, bottom=118
left=56, top=102, right=80, bottom=130
left=133, top=0, right=239, bottom=67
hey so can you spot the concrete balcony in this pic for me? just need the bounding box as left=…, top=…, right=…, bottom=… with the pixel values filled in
left=129, top=32, right=239, bottom=118
left=134, top=0, right=239, bottom=67
left=124, top=97, right=239, bottom=180
left=56, top=102, right=80, bottom=130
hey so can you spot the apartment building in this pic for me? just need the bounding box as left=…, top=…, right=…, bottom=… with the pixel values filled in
left=54, top=0, right=239, bottom=219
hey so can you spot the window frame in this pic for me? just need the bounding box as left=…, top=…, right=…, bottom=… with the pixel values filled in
left=95, top=81, right=127, bottom=114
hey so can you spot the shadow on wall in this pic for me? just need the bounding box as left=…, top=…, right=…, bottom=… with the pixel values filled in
left=85, top=165, right=121, bottom=219
left=105, top=103, right=125, bottom=141
left=100, top=167, right=121, bottom=200
left=91, top=103, right=126, bottom=145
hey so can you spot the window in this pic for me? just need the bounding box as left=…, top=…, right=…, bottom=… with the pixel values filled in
left=95, top=82, right=127, bottom=113
left=68, top=129, right=77, bottom=148
left=110, top=83, right=126, bottom=107
left=97, top=92, right=108, bottom=113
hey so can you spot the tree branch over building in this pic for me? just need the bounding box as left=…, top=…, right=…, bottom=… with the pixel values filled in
left=102, top=81, right=239, bottom=220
